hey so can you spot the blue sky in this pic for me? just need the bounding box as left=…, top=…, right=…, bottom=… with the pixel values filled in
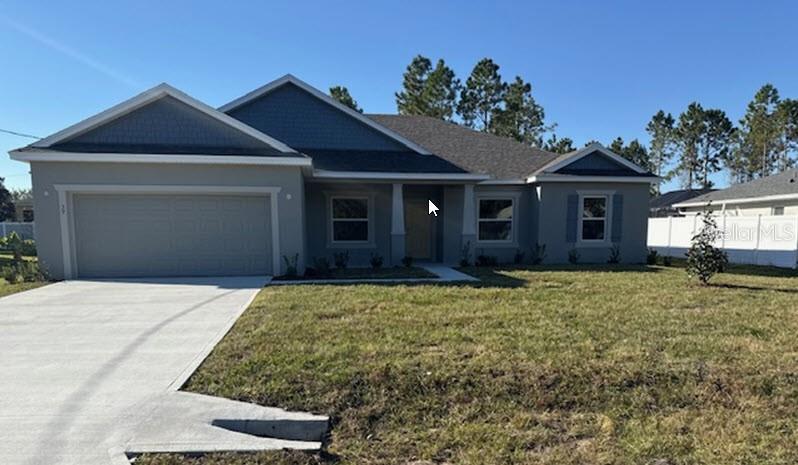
left=2, top=0, right=797, bottom=191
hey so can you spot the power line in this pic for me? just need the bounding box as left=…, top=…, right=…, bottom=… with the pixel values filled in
left=0, top=128, right=41, bottom=140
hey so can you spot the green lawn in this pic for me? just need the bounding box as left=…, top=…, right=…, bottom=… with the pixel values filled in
left=138, top=264, right=798, bottom=465
left=0, top=253, right=46, bottom=298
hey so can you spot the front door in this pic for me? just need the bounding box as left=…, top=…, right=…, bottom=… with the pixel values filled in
left=405, top=198, right=433, bottom=260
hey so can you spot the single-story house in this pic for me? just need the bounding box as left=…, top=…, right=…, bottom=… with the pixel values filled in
left=649, top=189, right=715, bottom=217
left=9, top=74, right=657, bottom=279
left=674, top=169, right=798, bottom=216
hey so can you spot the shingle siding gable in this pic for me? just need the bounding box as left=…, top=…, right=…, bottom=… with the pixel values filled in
left=52, top=96, right=278, bottom=154
left=556, top=151, right=640, bottom=176
left=226, top=83, right=408, bottom=151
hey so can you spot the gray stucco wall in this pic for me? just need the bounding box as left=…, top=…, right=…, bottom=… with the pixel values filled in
left=536, top=182, right=650, bottom=264
left=30, top=162, right=305, bottom=279
left=304, top=182, right=394, bottom=267
left=469, top=185, right=537, bottom=264
left=227, top=83, right=408, bottom=151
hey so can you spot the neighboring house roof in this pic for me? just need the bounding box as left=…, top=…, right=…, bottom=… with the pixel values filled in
left=674, top=169, right=798, bottom=207
left=13, top=83, right=304, bottom=160
left=367, top=114, right=560, bottom=180
left=650, top=189, right=715, bottom=210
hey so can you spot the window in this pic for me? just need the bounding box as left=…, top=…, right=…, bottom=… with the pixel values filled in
left=478, top=198, right=513, bottom=241
left=772, top=206, right=785, bottom=216
left=331, top=197, right=369, bottom=242
left=580, top=195, right=607, bottom=241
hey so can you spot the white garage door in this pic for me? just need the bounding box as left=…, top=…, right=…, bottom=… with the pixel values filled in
left=72, top=194, right=272, bottom=278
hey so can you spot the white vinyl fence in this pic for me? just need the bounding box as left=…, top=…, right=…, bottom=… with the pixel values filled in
left=0, top=222, right=35, bottom=240
left=648, top=215, right=798, bottom=269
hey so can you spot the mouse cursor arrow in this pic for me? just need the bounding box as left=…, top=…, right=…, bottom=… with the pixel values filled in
left=428, top=200, right=439, bottom=216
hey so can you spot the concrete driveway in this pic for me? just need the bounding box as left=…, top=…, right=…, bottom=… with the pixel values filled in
left=0, top=276, right=324, bottom=465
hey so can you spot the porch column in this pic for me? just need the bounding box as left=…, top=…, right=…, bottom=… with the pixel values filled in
left=391, top=183, right=406, bottom=265
left=462, top=184, right=477, bottom=263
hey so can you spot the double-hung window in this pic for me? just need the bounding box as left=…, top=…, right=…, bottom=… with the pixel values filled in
left=580, top=195, right=608, bottom=241
left=331, top=197, right=369, bottom=242
left=478, top=198, right=514, bottom=242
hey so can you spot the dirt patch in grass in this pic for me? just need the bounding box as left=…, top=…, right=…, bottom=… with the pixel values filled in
left=140, top=265, right=798, bottom=465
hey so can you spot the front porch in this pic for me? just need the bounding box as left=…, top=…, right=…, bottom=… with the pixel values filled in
left=304, top=180, right=481, bottom=268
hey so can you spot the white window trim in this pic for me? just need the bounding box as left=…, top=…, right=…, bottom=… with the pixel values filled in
left=475, top=193, right=520, bottom=246
left=327, top=193, right=375, bottom=248
left=53, top=184, right=282, bottom=279
left=577, top=191, right=614, bottom=246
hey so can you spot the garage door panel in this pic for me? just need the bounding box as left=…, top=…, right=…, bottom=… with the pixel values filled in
left=73, top=194, right=272, bottom=278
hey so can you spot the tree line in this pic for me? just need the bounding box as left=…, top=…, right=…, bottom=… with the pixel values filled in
left=329, top=55, right=798, bottom=192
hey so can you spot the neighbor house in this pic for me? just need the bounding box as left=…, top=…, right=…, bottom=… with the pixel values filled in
left=9, top=75, right=657, bottom=279
left=649, top=188, right=715, bottom=217
left=674, top=169, right=798, bottom=216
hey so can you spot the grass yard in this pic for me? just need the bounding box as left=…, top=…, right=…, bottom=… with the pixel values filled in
left=139, top=264, right=798, bottom=465
left=0, top=253, right=46, bottom=298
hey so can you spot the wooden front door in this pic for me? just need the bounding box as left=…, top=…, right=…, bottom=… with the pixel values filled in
left=405, top=198, right=433, bottom=260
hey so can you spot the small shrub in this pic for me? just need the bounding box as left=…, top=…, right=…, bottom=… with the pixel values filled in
left=607, top=244, right=621, bottom=264
left=513, top=248, right=525, bottom=265
left=476, top=252, right=498, bottom=267
left=333, top=251, right=350, bottom=269
left=312, top=257, right=332, bottom=277
left=459, top=241, right=472, bottom=267
left=647, top=248, right=659, bottom=265
left=686, top=210, right=728, bottom=285
left=401, top=256, right=413, bottom=268
left=568, top=248, right=580, bottom=264
left=369, top=253, right=384, bottom=269
left=662, top=255, right=673, bottom=266
left=282, top=253, right=299, bottom=278
left=0, top=232, right=26, bottom=262
left=530, top=243, right=546, bottom=265
left=1, top=261, right=46, bottom=283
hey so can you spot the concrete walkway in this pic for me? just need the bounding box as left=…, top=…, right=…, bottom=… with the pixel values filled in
left=0, top=277, right=327, bottom=465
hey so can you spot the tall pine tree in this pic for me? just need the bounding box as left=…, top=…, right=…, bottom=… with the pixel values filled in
left=646, top=110, right=676, bottom=192
left=457, top=58, right=505, bottom=131
left=696, top=109, right=734, bottom=189
left=395, top=56, right=460, bottom=120
left=675, top=103, right=705, bottom=189
left=491, top=76, right=549, bottom=146
left=736, top=84, right=781, bottom=179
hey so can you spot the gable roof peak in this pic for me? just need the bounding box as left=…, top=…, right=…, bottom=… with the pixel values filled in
left=219, top=74, right=432, bottom=155
left=29, top=82, right=296, bottom=154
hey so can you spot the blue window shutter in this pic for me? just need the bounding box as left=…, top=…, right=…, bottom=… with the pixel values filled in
left=566, top=194, right=578, bottom=243
left=611, top=194, right=624, bottom=242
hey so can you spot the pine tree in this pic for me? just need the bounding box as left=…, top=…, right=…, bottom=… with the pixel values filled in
left=646, top=110, right=676, bottom=192
left=491, top=76, right=550, bottom=146
left=395, top=56, right=460, bottom=120
left=775, top=98, right=798, bottom=171
left=609, top=137, right=652, bottom=172
left=696, top=109, right=734, bottom=189
left=396, top=55, right=432, bottom=116
left=543, top=134, right=575, bottom=154
left=675, top=103, right=705, bottom=188
left=329, top=86, right=362, bottom=112
left=737, top=84, right=781, bottom=179
left=457, top=58, right=506, bottom=131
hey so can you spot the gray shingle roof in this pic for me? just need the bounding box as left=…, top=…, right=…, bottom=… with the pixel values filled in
left=679, top=169, right=798, bottom=205
left=367, top=114, right=560, bottom=180
left=298, top=148, right=467, bottom=173
left=650, top=189, right=716, bottom=209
